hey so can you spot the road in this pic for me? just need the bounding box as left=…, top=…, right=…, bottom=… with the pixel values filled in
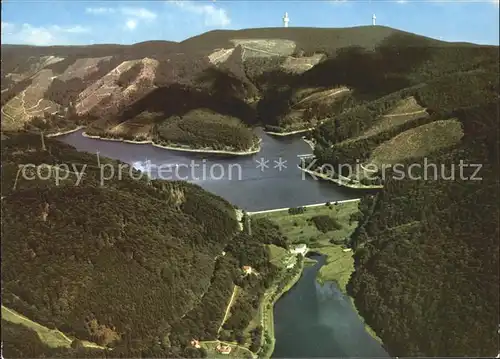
left=247, top=198, right=361, bottom=216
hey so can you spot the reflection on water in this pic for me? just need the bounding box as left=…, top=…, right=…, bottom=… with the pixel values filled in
left=272, top=255, right=388, bottom=358
left=58, top=128, right=365, bottom=211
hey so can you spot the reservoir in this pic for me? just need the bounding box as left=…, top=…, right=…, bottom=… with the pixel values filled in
left=59, top=128, right=363, bottom=211
left=273, top=255, right=389, bottom=358
left=58, top=129, right=386, bottom=357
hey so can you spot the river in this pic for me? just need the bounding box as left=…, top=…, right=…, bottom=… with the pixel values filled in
left=58, top=128, right=386, bottom=357
left=273, top=254, right=389, bottom=358
left=58, top=128, right=363, bottom=211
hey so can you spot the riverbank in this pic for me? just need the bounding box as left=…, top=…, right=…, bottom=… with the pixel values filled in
left=299, top=166, right=384, bottom=189
left=252, top=202, right=384, bottom=345
left=258, top=257, right=305, bottom=359
left=80, top=132, right=262, bottom=156
left=302, top=136, right=316, bottom=150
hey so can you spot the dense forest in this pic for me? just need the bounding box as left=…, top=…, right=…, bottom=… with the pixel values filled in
left=1, top=133, right=240, bottom=356
left=154, top=109, right=259, bottom=151
left=287, top=41, right=498, bottom=357
left=0, top=133, right=293, bottom=357
left=347, top=102, right=499, bottom=357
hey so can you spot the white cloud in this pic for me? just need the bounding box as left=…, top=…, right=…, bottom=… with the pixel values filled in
left=125, top=19, right=138, bottom=31
left=86, top=6, right=157, bottom=32
left=1, top=23, right=91, bottom=45
left=85, top=7, right=115, bottom=15
left=167, top=0, right=231, bottom=27
left=120, top=7, right=157, bottom=20
left=2, top=21, right=14, bottom=31
left=56, top=25, right=91, bottom=34
left=86, top=6, right=157, bottom=20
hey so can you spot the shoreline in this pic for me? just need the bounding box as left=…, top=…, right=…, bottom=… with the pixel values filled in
left=309, top=248, right=384, bottom=345
left=298, top=166, right=384, bottom=189
left=254, top=203, right=385, bottom=350
left=45, top=126, right=85, bottom=138
left=81, top=132, right=262, bottom=156
left=302, top=136, right=316, bottom=150
left=259, top=258, right=304, bottom=359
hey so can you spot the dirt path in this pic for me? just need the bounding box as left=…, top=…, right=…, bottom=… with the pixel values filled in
left=382, top=109, right=427, bottom=118
left=218, top=285, right=239, bottom=334
left=294, top=87, right=350, bottom=107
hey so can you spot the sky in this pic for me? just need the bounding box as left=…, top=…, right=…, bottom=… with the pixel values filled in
left=1, top=0, right=499, bottom=46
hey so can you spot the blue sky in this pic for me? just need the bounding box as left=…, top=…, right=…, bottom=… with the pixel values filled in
left=1, top=1, right=499, bottom=46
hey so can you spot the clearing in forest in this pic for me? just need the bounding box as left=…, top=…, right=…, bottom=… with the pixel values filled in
left=368, top=118, right=464, bottom=168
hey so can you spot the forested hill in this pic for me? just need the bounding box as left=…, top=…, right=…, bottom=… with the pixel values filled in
left=347, top=102, right=499, bottom=357
left=1, top=26, right=493, bottom=141
left=1, top=133, right=293, bottom=358
left=0, top=133, right=242, bottom=357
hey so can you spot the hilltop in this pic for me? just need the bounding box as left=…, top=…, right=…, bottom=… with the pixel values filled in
left=0, top=26, right=470, bottom=144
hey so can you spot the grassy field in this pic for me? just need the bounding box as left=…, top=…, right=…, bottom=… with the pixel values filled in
left=253, top=200, right=359, bottom=247
left=1, top=305, right=106, bottom=350
left=2, top=306, right=71, bottom=348
left=267, top=244, right=294, bottom=269
left=253, top=201, right=360, bottom=294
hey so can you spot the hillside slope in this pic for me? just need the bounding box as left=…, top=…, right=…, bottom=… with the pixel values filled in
left=0, top=26, right=481, bottom=137
left=1, top=132, right=291, bottom=358
left=0, top=133, right=240, bottom=356
left=347, top=102, right=499, bottom=357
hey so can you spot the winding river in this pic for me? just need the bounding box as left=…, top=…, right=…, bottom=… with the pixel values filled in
left=58, top=128, right=387, bottom=357
left=273, top=255, right=388, bottom=358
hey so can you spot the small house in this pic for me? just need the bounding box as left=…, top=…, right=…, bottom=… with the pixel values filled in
left=242, top=266, right=253, bottom=275
left=290, top=244, right=308, bottom=256
left=216, top=344, right=232, bottom=354
left=190, top=339, right=201, bottom=348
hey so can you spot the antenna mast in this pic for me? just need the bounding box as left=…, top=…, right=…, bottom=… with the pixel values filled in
left=372, top=14, right=377, bottom=26
left=40, top=131, right=46, bottom=151
left=283, top=12, right=290, bottom=28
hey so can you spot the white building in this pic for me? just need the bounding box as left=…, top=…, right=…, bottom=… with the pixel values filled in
left=290, top=244, right=308, bottom=256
